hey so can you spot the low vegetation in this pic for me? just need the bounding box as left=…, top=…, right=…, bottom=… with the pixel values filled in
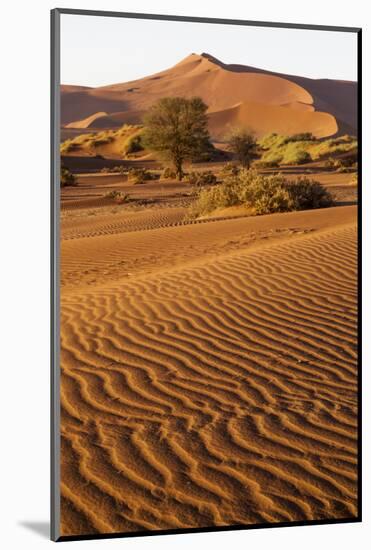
left=258, top=133, right=357, bottom=166
left=100, top=166, right=127, bottom=174
left=60, top=165, right=77, bottom=187
left=185, top=171, right=217, bottom=186
left=219, top=163, right=240, bottom=178
left=161, top=167, right=177, bottom=179
left=188, top=169, right=333, bottom=219
left=226, top=128, right=257, bottom=168
left=103, top=190, right=130, bottom=204
left=60, top=125, right=144, bottom=158
left=325, top=156, right=357, bottom=172
left=122, top=132, right=144, bottom=156
left=127, top=167, right=157, bottom=184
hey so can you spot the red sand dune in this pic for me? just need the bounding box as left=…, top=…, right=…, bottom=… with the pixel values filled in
left=61, top=53, right=357, bottom=139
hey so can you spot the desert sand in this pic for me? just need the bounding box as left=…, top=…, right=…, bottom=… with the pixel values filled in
left=61, top=53, right=357, bottom=138
left=60, top=172, right=358, bottom=535
left=59, top=48, right=358, bottom=535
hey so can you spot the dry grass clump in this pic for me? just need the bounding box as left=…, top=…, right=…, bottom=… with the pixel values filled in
left=185, top=171, right=217, bottom=186
left=100, top=166, right=127, bottom=174
left=188, top=169, right=333, bottom=219
left=103, top=190, right=130, bottom=204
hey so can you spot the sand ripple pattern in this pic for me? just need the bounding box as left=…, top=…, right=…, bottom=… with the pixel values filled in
left=60, top=224, right=357, bottom=536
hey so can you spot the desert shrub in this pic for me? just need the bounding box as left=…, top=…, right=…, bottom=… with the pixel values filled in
left=309, top=136, right=357, bottom=159
left=259, top=133, right=287, bottom=150
left=123, top=133, right=144, bottom=155
left=60, top=141, right=81, bottom=154
left=100, top=166, right=127, bottom=174
left=284, top=133, right=315, bottom=143
left=331, top=134, right=356, bottom=144
left=254, top=159, right=280, bottom=168
left=104, top=190, right=129, bottom=203
left=325, top=156, right=357, bottom=172
left=185, top=171, right=217, bottom=186
left=127, top=167, right=156, bottom=184
left=60, top=166, right=77, bottom=187
left=259, top=133, right=357, bottom=165
left=161, top=167, right=177, bottom=179
left=324, top=157, right=338, bottom=169
left=219, top=163, right=240, bottom=178
left=281, top=143, right=312, bottom=165
left=258, top=150, right=284, bottom=166
left=188, top=169, right=332, bottom=218
left=90, top=136, right=114, bottom=147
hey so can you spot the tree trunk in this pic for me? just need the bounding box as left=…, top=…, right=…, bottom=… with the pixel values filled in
left=175, top=159, right=183, bottom=181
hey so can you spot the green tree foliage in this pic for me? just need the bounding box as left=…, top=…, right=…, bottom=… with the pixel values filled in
left=143, top=97, right=210, bottom=180
left=226, top=128, right=257, bottom=168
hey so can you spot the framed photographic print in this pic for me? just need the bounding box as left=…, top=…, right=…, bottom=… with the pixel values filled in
left=51, top=8, right=361, bottom=542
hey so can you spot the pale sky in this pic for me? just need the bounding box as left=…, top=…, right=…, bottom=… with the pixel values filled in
left=60, top=14, right=358, bottom=87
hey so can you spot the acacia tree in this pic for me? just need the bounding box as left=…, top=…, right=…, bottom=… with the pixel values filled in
left=143, top=96, right=210, bottom=180
left=227, top=128, right=257, bottom=168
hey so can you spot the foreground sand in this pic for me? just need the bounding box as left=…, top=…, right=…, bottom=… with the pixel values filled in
left=60, top=204, right=357, bottom=536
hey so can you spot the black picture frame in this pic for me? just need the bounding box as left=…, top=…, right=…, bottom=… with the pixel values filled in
left=51, top=8, right=362, bottom=542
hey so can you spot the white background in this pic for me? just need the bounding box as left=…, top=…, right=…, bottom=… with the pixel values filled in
left=0, top=0, right=369, bottom=548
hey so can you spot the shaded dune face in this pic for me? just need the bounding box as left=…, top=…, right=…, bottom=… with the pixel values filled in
left=60, top=206, right=357, bottom=536
left=61, top=53, right=357, bottom=138
left=208, top=101, right=338, bottom=139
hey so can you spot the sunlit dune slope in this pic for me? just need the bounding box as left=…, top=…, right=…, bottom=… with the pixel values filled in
left=62, top=53, right=356, bottom=138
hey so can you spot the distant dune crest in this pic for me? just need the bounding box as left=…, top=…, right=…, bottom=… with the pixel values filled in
left=61, top=52, right=357, bottom=138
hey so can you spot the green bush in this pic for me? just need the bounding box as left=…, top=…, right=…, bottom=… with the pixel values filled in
left=188, top=169, right=332, bottom=218
left=258, top=133, right=357, bottom=165
left=60, top=166, right=77, bottom=187
left=259, top=133, right=287, bottom=150
left=185, top=171, right=217, bottom=186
